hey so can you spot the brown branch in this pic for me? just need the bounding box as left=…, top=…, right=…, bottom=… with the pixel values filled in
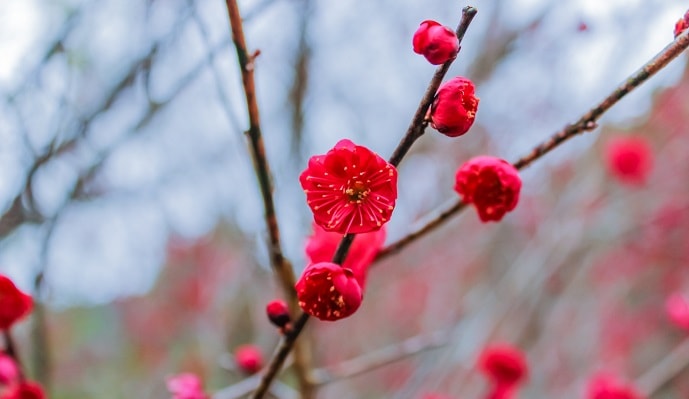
left=225, top=0, right=296, bottom=308
left=376, top=29, right=689, bottom=262
left=311, top=329, right=452, bottom=385
left=247, top=7, right=479, bottom=399
left=224, top=0, right=315, bottom=397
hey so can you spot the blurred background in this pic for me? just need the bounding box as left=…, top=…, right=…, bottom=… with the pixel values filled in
left=1, top=0, right=689, bottom=397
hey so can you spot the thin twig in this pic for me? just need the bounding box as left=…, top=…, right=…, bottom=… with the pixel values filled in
left=224, top=0, right=297, bottom=298
left=311, top=329, right=451, bottom=385
left=377, top=30, right=689, bottom=262
left=224, top=0, right=315, bottom=397
left=247, top=7, right=479, bottom=399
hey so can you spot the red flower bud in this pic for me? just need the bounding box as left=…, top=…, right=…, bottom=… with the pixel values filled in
left=586, top=373, right=643, bottom=399
left=12, top=381, right=46, bottom=399
left=665, top=292, right=689, bottom=330
left=674, top=10, right=689, bottom=38
left=296, top=262, right=362, bottom=321
left=300, top=139, right=398, bottom=234
left=235, top=345, right=263, bottom=375
left=0, top=275, right=33, bottom=330
left=430, top=77, right=479, bottom=137
left=167, top=373, right=208, bottom=399
left=477, top=343, right=528, bottom=388
left=454, top=156, right=521, bottom=222
left=604, top=136, right=653, bottom=186
left=412, top=20, right=459, bottom=65
left=266, top=299, right=291, bottom=328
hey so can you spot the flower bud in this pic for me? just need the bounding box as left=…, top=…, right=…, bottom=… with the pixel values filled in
left=454, top=156, right=521, bottom=222
left=477, top=343, right=528, bottom=388
left=266, top=299, right=291, bottom=328
left=235, top=345, right=263, bottom=375
left=0, top=275, right=33, bottom=330
left=296, top=262, right=362, bottom=321
left=604, top=136, right=653, bottom=186
left=430, top=77, right=479, bottom=137
left=412, top=20, right=459, bottom=65
left=674, top=10, right=689, bottom=38
left=665, top=292, right=689, bottom=330
left=167, top=373, right=208, bottom=399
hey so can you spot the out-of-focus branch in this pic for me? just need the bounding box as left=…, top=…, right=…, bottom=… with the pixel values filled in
left=224, top=0, right=297, bottom=305
left=223, top=1, right=315, bottom=397
left=248, top=8, right=479, bottom=399
left=311, top=329, right=452, bottom=385
left=636, top=336, right=689, bottom=397
left=376, top=30, right=689, bottom=262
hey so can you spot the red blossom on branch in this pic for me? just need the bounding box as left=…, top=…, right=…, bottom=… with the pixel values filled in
left=305, top=224, right=386, bottom=289
left=430, top=76, right=479, bottom=137
left=166, top=373, right=208, bottom=399
left=477, top=344, right=528, bottom=391
left=300, top=139, right=398, bottom=234
left=665, top=292, right=689, bottom=331
left=295, top=262, right=363, bottom=321
left=11, top=381, right=46, bottom=399
left=266, top=299, right=291, bottom=329
left=674, top=10, right=689, bottom=38
left=586, top=373, right=644, bottom=399
left=0, top=275, right=33, bottom=331
left=0, top=353, right=19, bottom=399
left=412, top=20, right=459, bottom=65
left=455, top=156, right=522, bottom=222
left=604, top=136, right=653, bottom=186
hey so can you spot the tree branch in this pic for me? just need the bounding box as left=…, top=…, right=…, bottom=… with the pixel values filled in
left=311, top=329, right=451, bottom=385
left=247, top=7, right=479, bottom=398
left=376, top=30, right=689, bottom=262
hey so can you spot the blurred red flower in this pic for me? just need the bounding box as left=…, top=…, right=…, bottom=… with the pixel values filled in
left=604, top=136, right=653, bottom=186
left=665, top=292, right=689, bottom=331
left=166, top=373, right=207, bottom=399
left=586, top=373, right=643, bottom=399
left=477, top=343, right=528, bottom=388
left=235, top=345, right=264, bottom=375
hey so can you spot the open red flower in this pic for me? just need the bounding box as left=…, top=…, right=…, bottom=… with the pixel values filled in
left=0, top=275, right=33, bottom=331
left=674, top=10, right=689, bottom=38
left=305, top=224, right=386, bottom=290
left=235, top=345, right=263, bottom=375
left=167, top=373, right=208, bottom=399
left=604, top=136, right=653, bottom=186
left=296, top=262, right=362, bottom=321
left=430, top=77, right=479, bottom=137
left=455, top=156, right=521, bottom=222
left=413, top=20, right=459, bottom=65
left=586, top=373, right=643, bottom=399
left=300, top=140, right=397, bottom=234
left=477, top=344, right=528, bottom=388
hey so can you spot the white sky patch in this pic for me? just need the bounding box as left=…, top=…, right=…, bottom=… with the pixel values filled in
left=0, top=1, right=41, bottom=87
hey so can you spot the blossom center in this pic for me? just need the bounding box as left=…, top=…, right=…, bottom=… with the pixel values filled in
left=344, top=180, right=370, bottom=203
